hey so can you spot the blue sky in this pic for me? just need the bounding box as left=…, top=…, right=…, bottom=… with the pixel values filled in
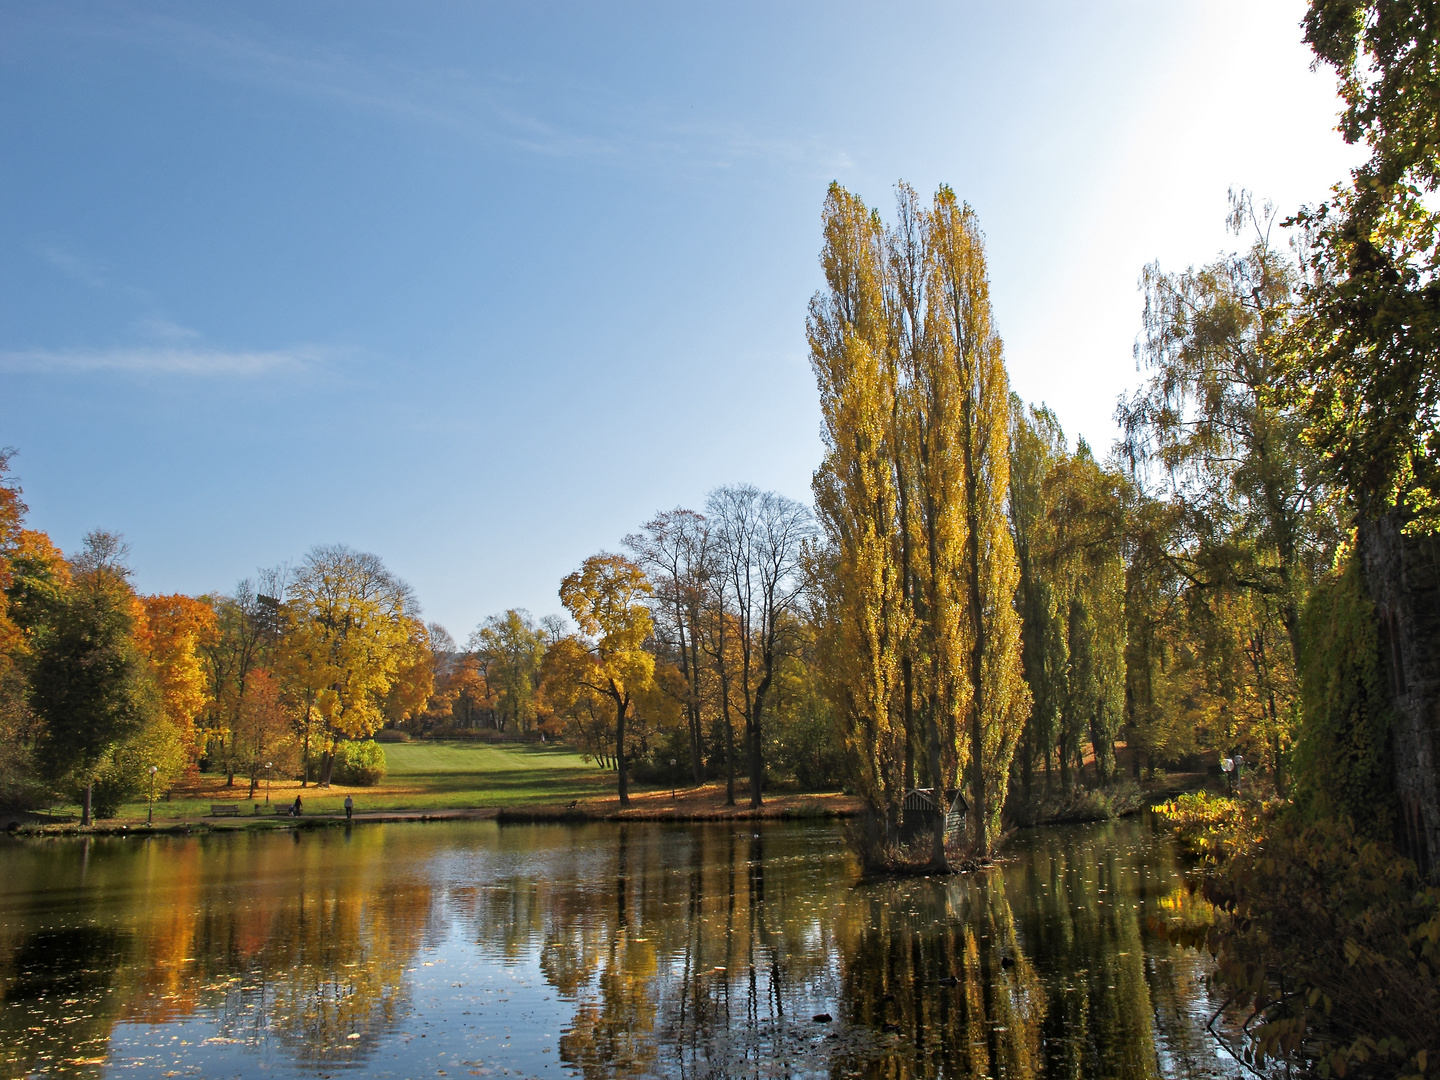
left=0, top=1, right=1359, bottom=638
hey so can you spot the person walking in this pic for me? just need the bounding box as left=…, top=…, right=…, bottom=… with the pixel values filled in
left=291, top=794, right=303, bottom=817
left=344, top=794, right=353, bottom=821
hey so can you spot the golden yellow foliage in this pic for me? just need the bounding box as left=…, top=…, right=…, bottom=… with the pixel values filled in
left=138, top=594, right=219, bottom=758
left=556, top=553, right=655, bottom=804
left=809, top=182, right=1029, bottom=856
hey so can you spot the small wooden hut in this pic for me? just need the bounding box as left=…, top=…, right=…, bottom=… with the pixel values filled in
left=900, top=787, right=968, bottom=844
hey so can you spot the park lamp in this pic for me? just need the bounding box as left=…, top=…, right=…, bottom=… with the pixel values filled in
left=670, top=758, right=677, bottom=800
left=147, top=765, right=159, bottom=827
left=266, top=762, right=273, bottom=804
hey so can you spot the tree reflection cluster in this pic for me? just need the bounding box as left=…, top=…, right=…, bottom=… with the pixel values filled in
left=0, top=818, right=1234, bottom=1080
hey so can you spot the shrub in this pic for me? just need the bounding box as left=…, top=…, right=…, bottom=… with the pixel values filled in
left=1153, top=791, right=1270, bottom=860
left=1008, top=781, right=1146, bottom=827
left=1153, top=801, right=1440, bottom=1078
left=333, top=741, right=386, bottom=786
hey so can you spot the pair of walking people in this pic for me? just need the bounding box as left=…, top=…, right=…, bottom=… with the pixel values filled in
left=288, top=794, right=355, bottom=819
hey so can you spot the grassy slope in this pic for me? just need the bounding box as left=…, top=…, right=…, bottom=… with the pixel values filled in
left=102, top=741, right=618, bottom=822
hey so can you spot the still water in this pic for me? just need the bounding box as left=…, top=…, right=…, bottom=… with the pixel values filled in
left=0, top=817, right=1240, bottom=1080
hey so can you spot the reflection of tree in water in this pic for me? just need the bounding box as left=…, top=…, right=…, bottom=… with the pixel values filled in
left=1005, top=822, right=1212, bottom=1080
left=0, top=817, right=1235, bottom=1080
left=834, top=871, right=1046, bottom=1080
left=187, top=829, right=437, bottom=1066
left=0, top=926, right=130, bottom=1079
left=212, top=872, right=431, bottom=1066
left=516, top=821, right=1209, bottom=1080
left=0, top=827, right=437, bottom=1073
left=556, top=826, right=660, bottom=1078
left=521, top=825, right=876, bottom=1079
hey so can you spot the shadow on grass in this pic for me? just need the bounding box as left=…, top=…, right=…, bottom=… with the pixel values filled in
left=390, top=767, right=615, bottom=798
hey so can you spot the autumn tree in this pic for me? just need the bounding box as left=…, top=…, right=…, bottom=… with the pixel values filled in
left=707, top=486, right=813, bottom=810
left=29, top=532, right=155, bottom=825
left=0, top=454, right=71, bottom=808
left=1120, top=193, right=1336, bottom=791
left=1008, top=400, right=1070, bottom=800
left=540, top=635, right=618, bottom=765
left=1285, top=0, right=1440, bottom=872
left=1044, top=440, right=1129, bottom=786
left=807, top=184, right=909, bottom=846
left=139, top=594, right=217, bottom=764
left=697, top=586, right=743, bottom=804
left=556, top=554, right=655, bottom=806
left=926, top=188, right=1029, bottom=853
left=281, top=545, right=418, bottom=786
left=625, top=509, right=714, bottom=784
left=234, top=668, right=296, bottom=798
left=202, top=578, right=280, bottom=786
left=809, top=182, right=1028, bottom=860
left=469, top=609, right=546, bottom=733
left=383, top=617, right=435, bottom=730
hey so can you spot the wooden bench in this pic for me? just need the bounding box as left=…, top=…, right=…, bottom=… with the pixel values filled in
left=209, top=804, right=241, bottom=817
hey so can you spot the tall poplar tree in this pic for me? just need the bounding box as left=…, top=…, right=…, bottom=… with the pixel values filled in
left=926, top=188, right=1030, bottom=854
left=809, top=184, right=910, bottom=850
left=810, top=182, right=1029, bottom=861
left=1008, top=399, right=1069, bottom=799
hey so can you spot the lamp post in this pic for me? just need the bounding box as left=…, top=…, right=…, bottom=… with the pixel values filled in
left=147, top=765, right=158, bottom=826
left=670, top=758, right=677, bottom=800
left=265, top=762, right=273, bottom=804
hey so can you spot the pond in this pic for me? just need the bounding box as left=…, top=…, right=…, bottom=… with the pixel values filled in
left=0, top=816, right=1242, bottom=1080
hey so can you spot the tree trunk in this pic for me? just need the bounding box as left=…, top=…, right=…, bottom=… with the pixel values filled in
left=615, top=695, right=629, bottom=807
left=81, top=781, right=92, bottom=827
left=749, top=670, right=772, bottom=810
left=720, top=668, right=736, bottom=806
left=962, top=405, right=989, bottom=857
left=685, top=622, right=705, bottom=786
left=1359, top=511, right=1440, bottom=877
left=928, top=711, right=948, bottom=869
left=1021, top=729, right=1034, bottom=804
left=689, top=700, right=704, bottom=786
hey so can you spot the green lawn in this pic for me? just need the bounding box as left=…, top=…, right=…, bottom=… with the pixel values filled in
left=102, top=741, right=620, bottom=823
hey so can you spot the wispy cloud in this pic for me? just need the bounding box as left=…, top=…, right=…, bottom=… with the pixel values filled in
left=36, top=244, right=111, bottom=289
left=131, top=316, right=202, bottom=343
left=92, top=10, right=851, bottom=174
left=0, top=345, right=325, bottom=377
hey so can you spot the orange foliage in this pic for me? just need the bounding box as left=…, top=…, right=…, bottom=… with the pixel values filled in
left=139, top=594, right=219, bottom=757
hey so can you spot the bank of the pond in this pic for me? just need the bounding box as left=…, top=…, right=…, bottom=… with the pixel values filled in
left=5, top=784, right=864, bottom=837
left=3, top=774, right=1212, bottom=838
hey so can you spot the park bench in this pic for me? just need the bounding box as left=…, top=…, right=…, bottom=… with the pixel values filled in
left=209, top=804, right=241, bottom=817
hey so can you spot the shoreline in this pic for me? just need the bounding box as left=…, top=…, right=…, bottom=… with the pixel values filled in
left=3, top=794, right=864, bottom=837
left=2, top=774, right=1208, bottom=839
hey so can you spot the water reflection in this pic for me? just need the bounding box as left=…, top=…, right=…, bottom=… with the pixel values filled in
left=0, top=817, right=1241, bottom=1079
